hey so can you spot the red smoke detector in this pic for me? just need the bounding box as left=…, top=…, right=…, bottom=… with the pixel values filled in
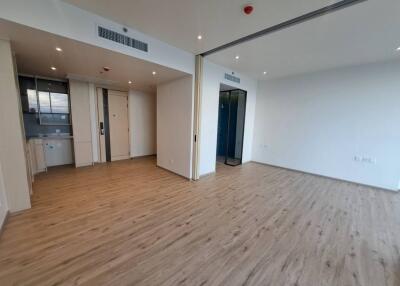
left=243, top=5, right=254, bottom=15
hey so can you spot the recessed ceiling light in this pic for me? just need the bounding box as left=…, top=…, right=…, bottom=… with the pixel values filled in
left=55, top=47, right=62, bottom=52
left=152, top=71, right=156, bottom=75
left=128, top=81, right=132, bottom=84
left=263, top=71, right=267, bottom=75
left=51, top=66, right=57, bottom=71
left=397, top=46, right=400, bottom=51
left=197, top=35, right=202, bottom=40
left=235, top=55, right=240, bottom=60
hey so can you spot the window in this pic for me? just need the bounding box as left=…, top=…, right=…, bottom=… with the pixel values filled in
left=27, top=89, right=38, bottom=112
left=38, top=91, right=51, bottom=113
left=19, top=76, right=71, bottom=125
left=50, top=93, right=69, bottom=114
left=38, top=91, right=69, bottom=114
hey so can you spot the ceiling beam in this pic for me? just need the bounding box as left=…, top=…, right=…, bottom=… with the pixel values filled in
left=200, top=0, right=367, bottom=57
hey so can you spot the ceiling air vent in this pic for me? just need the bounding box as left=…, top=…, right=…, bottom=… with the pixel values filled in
left=98, top=26, right=148, bottom=52
left=224, top=73, right=240, bottom=84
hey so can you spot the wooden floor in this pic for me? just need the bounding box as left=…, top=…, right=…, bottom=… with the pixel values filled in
left=0, top=157, right=399, bottom=286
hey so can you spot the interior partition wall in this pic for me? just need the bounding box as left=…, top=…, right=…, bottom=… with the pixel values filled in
left=216, top=89, right=247, bottom=166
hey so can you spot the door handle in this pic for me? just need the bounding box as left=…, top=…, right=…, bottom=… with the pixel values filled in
left=100, top=122, right=104, bottom=135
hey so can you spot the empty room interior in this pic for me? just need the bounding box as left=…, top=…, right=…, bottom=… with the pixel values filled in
left=0, top=0, right=399, bottom=285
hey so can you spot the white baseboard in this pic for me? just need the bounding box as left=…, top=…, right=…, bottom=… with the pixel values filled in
left=0, top=209, right=9, bottom=235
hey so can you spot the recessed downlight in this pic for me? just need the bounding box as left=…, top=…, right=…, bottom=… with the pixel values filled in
left=197, top=35, right=202, bottom=40
left=128, top=81, right=132, bottom=84
left=263, top=71, right=267, bottom=75
left=397, top=46, right=400, bottom=51
left=51, top=66, right=57, bottom=71
left=235, top=55, right=240, bottom=60
left=152, top=71, right=157, bottom=75
left=55, top=47, right=62, bottom=52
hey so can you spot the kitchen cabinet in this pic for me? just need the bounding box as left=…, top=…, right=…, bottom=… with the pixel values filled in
left=27, top=138, right=46, bottom=176
left=27, top=137, right=74, bottom=176
left=43, top=138, right=73, bottom=167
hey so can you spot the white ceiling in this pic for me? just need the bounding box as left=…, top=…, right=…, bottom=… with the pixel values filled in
left=62, top=0, right=347, bottom=54
left=209, top=0, right=400, bottom=79
left=0, top=20, right=188, bottom=92
left=63, top=0, right=400, bottom=80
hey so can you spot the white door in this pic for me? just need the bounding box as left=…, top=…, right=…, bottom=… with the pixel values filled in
left=108, top=90, right=130, bottom=161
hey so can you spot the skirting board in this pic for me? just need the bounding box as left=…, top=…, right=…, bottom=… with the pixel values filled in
left=156, top=165, right=191, bottom=181
left=251, top=160, right=397, bottom=193
left=199, top=160, right=252, bottom=179
left=130, top=154, right=157, bottom=159
left=199, top=171, right=215, bottom=178
left=0, top=211, right=9, bottom=237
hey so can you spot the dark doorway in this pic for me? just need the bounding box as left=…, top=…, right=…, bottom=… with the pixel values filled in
left=216, top=88, right=247, bottom=166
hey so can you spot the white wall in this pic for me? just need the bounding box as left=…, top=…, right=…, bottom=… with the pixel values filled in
left=0, top=39, right=31, bottom=212
left=0, top=0, right=194, bottom=75
left=199, top=59, right=258, bottom=176
left=129, top=90, right=156, bottom=157
left=253, top=60, right=400, bottom=191
left=157, top=76, right=193, bottom=178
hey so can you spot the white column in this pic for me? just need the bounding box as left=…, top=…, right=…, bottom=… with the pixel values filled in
left=0, top=39, right=31, bottom=212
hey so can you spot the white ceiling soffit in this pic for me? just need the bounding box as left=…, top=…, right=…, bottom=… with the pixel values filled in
left=0, top=20, right=188, bottom=92
left=209, top=0, right=400, bottom=80
left=62, top=0, right=345, bottom=54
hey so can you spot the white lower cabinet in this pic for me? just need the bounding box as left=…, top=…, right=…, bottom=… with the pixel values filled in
left=43, top=139, right=73, bottom=167
left=27, top=139, right=46, bottom=176
left=27, top=138, right=74, bottom=176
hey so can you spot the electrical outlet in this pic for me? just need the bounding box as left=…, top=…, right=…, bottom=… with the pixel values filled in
left=354, top=155, right=376, bottom=164
left=361, top=157, right=376, bottom=164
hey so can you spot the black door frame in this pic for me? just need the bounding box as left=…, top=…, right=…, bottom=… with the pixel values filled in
left=217, top=88, right=247, bottom=167
left=102, top=88, right=112, bottom=162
